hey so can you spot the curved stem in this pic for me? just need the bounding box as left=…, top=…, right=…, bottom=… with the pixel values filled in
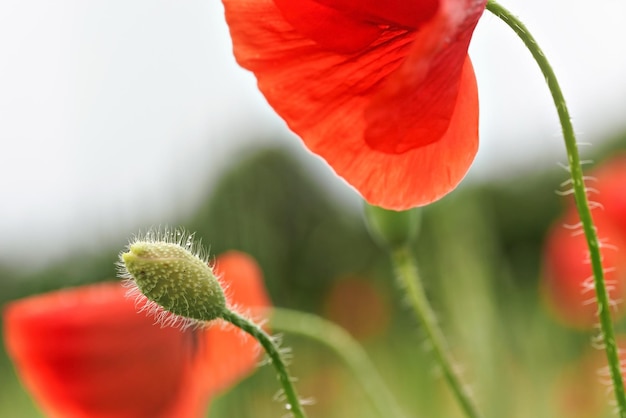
left=392, top=247, right=483, bottom=418
left=220, top=309, right=308, bottom=418
left=270, top=307, right=408, bottom=418
left=485, top=2, right=626, bottom=416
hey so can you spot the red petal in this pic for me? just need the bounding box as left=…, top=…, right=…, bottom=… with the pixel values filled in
left=272, top=0, right=382, bottom=54
left=312, top=0, right=438, bottom=29
left=272, top=0, right=438, bottom=54
left=364, top=0, right=485, bottom=153
left=194, top=251, right=271, bottom=396
left=223, top=0, right=485, bottom=209
left=3, top=283, right=199, bottom=418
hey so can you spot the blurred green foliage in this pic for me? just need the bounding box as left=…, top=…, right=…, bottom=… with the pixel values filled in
left=1, top=131, right=625, bottom=417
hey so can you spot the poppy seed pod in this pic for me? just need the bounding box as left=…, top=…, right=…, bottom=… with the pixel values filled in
left=120, top=230, right=226, bottom=323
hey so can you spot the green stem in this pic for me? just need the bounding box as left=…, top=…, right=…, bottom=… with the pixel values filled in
left=220, top=309, right=308, bottom=418
left=485, top=2, right=626, bottom=416
left=270, top=307, right=408, bottom=418
left=391, top=247, right=483, bottom=418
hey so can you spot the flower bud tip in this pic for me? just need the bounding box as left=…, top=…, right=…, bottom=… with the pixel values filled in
left=118, top=228, right=227, bottom=323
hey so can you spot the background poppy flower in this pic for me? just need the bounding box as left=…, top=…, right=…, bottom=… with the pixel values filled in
left=541, top=208, right=626, bottom=329
left=323, top=275, right=391, bottom=341
left=3, top=251, right=270, bottom=418
left=589, top=153, right=626, bottom=236
left=222, top=0, right=487, bottom=209
left=541, top=154, right=626, bottom=329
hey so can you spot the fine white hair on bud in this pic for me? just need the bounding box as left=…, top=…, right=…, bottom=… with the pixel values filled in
left=117, top=227, right=226, bottom=324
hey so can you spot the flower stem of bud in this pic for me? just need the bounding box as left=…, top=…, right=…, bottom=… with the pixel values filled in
left=364, top=204, right=481, bottom=417
left=220, top=309, right=308, bottom=418
left=270, top=307, right=408, bottom=418
left=119, top=229, right=307, bottom=416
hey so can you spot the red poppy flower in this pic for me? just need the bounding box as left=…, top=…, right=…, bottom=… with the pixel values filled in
left=590, top=153, right=626, bottom=236
left=323, top=276, right=390, bottom=340
left=3, top=251, right=270, bottom=418
left=222, top=0, right=486, bottom=209
left=541, top=209, right=626, bottom=329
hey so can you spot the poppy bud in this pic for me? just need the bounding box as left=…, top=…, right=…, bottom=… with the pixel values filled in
left=120, top=230, right=226, bottom=323
left=364, top=203, right=421, bottom=249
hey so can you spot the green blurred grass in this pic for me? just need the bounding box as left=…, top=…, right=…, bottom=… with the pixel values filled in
left=2, top=132, right=626, bottom=417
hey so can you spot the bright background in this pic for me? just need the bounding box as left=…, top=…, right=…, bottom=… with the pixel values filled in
left=1, top=0, right=626, bottom=269
left=1, top=1, right=626, bottom=417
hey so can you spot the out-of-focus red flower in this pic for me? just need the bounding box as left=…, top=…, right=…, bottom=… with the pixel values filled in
left=542, top=154, right=626, bottom=328
left=590, top=153, right=626, bottom=236
left=222, top=0, right=486, bottom=209
left=323, top=276, right=391, bottom=341
left=3, top=251, right=270, bottom=418
left=541, top=208, right=626, bottom=329
left=553, top=347, right=606, bottom=418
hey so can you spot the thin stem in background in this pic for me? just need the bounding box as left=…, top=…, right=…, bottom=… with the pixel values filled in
left=270, top=307, right=408, bottom=418
left=220, top=309, right=308, bottom=418
left=391, top=246, right=484, bottom=418
left=485, top=1, right=626, bottom=416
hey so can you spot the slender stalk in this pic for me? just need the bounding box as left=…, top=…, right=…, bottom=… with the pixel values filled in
left=392, top=247, right=483, bottom=418
left=485, top=1, right=626, bottom=416
left=270, top=307, right=408, bottom=418
left=220, top=309, right=308, bottom=418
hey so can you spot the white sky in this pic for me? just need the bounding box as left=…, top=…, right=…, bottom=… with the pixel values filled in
left=1, top=0, right=626, bottom=270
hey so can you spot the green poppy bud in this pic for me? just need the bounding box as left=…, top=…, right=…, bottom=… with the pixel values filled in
left=119, top=229, right=226, bottom=323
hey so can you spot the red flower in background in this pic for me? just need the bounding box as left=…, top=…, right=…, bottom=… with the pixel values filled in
left=3, top=251, right=270, bottom=418
left=323, top=276, right=391, bottom=341
left=542, top=209, right=626, bottom=328
left=590, top=154, right=626, bottom=236
left=222, top=0, right=486, bottom=209
left=542, top=154, right=626, bottom=329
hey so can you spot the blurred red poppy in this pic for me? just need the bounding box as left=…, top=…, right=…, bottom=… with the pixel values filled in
left=3, top=251, right=270, bottom=418
left=542, top=154, right=626, bottom=328
left=541, top=208, right=626, bottom=329
left=323, top=276, right=390, bottom=341
left=222, top=0, right=486, bottom=209
left=590, top=153, right=626, bottom=236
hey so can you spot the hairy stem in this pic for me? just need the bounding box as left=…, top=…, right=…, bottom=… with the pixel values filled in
left=270, top=307, right=408, bottom=418
left=392, top=247, right=483, bottom=418
left=220, top=309, right=308, bottom=418
left=486, top=1, right=626, bottom=416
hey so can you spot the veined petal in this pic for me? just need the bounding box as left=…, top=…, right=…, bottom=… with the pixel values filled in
left=311, top=0, right=439, bottom=29
left=223, top=0, right=485, bottom=209
left=272, top=0, right=382, bottom=54
left=351, top=57, right=478, bottom=208
left=272, top=0, right=439, bottom=54
left=364, top=0, right=485, bottom=153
